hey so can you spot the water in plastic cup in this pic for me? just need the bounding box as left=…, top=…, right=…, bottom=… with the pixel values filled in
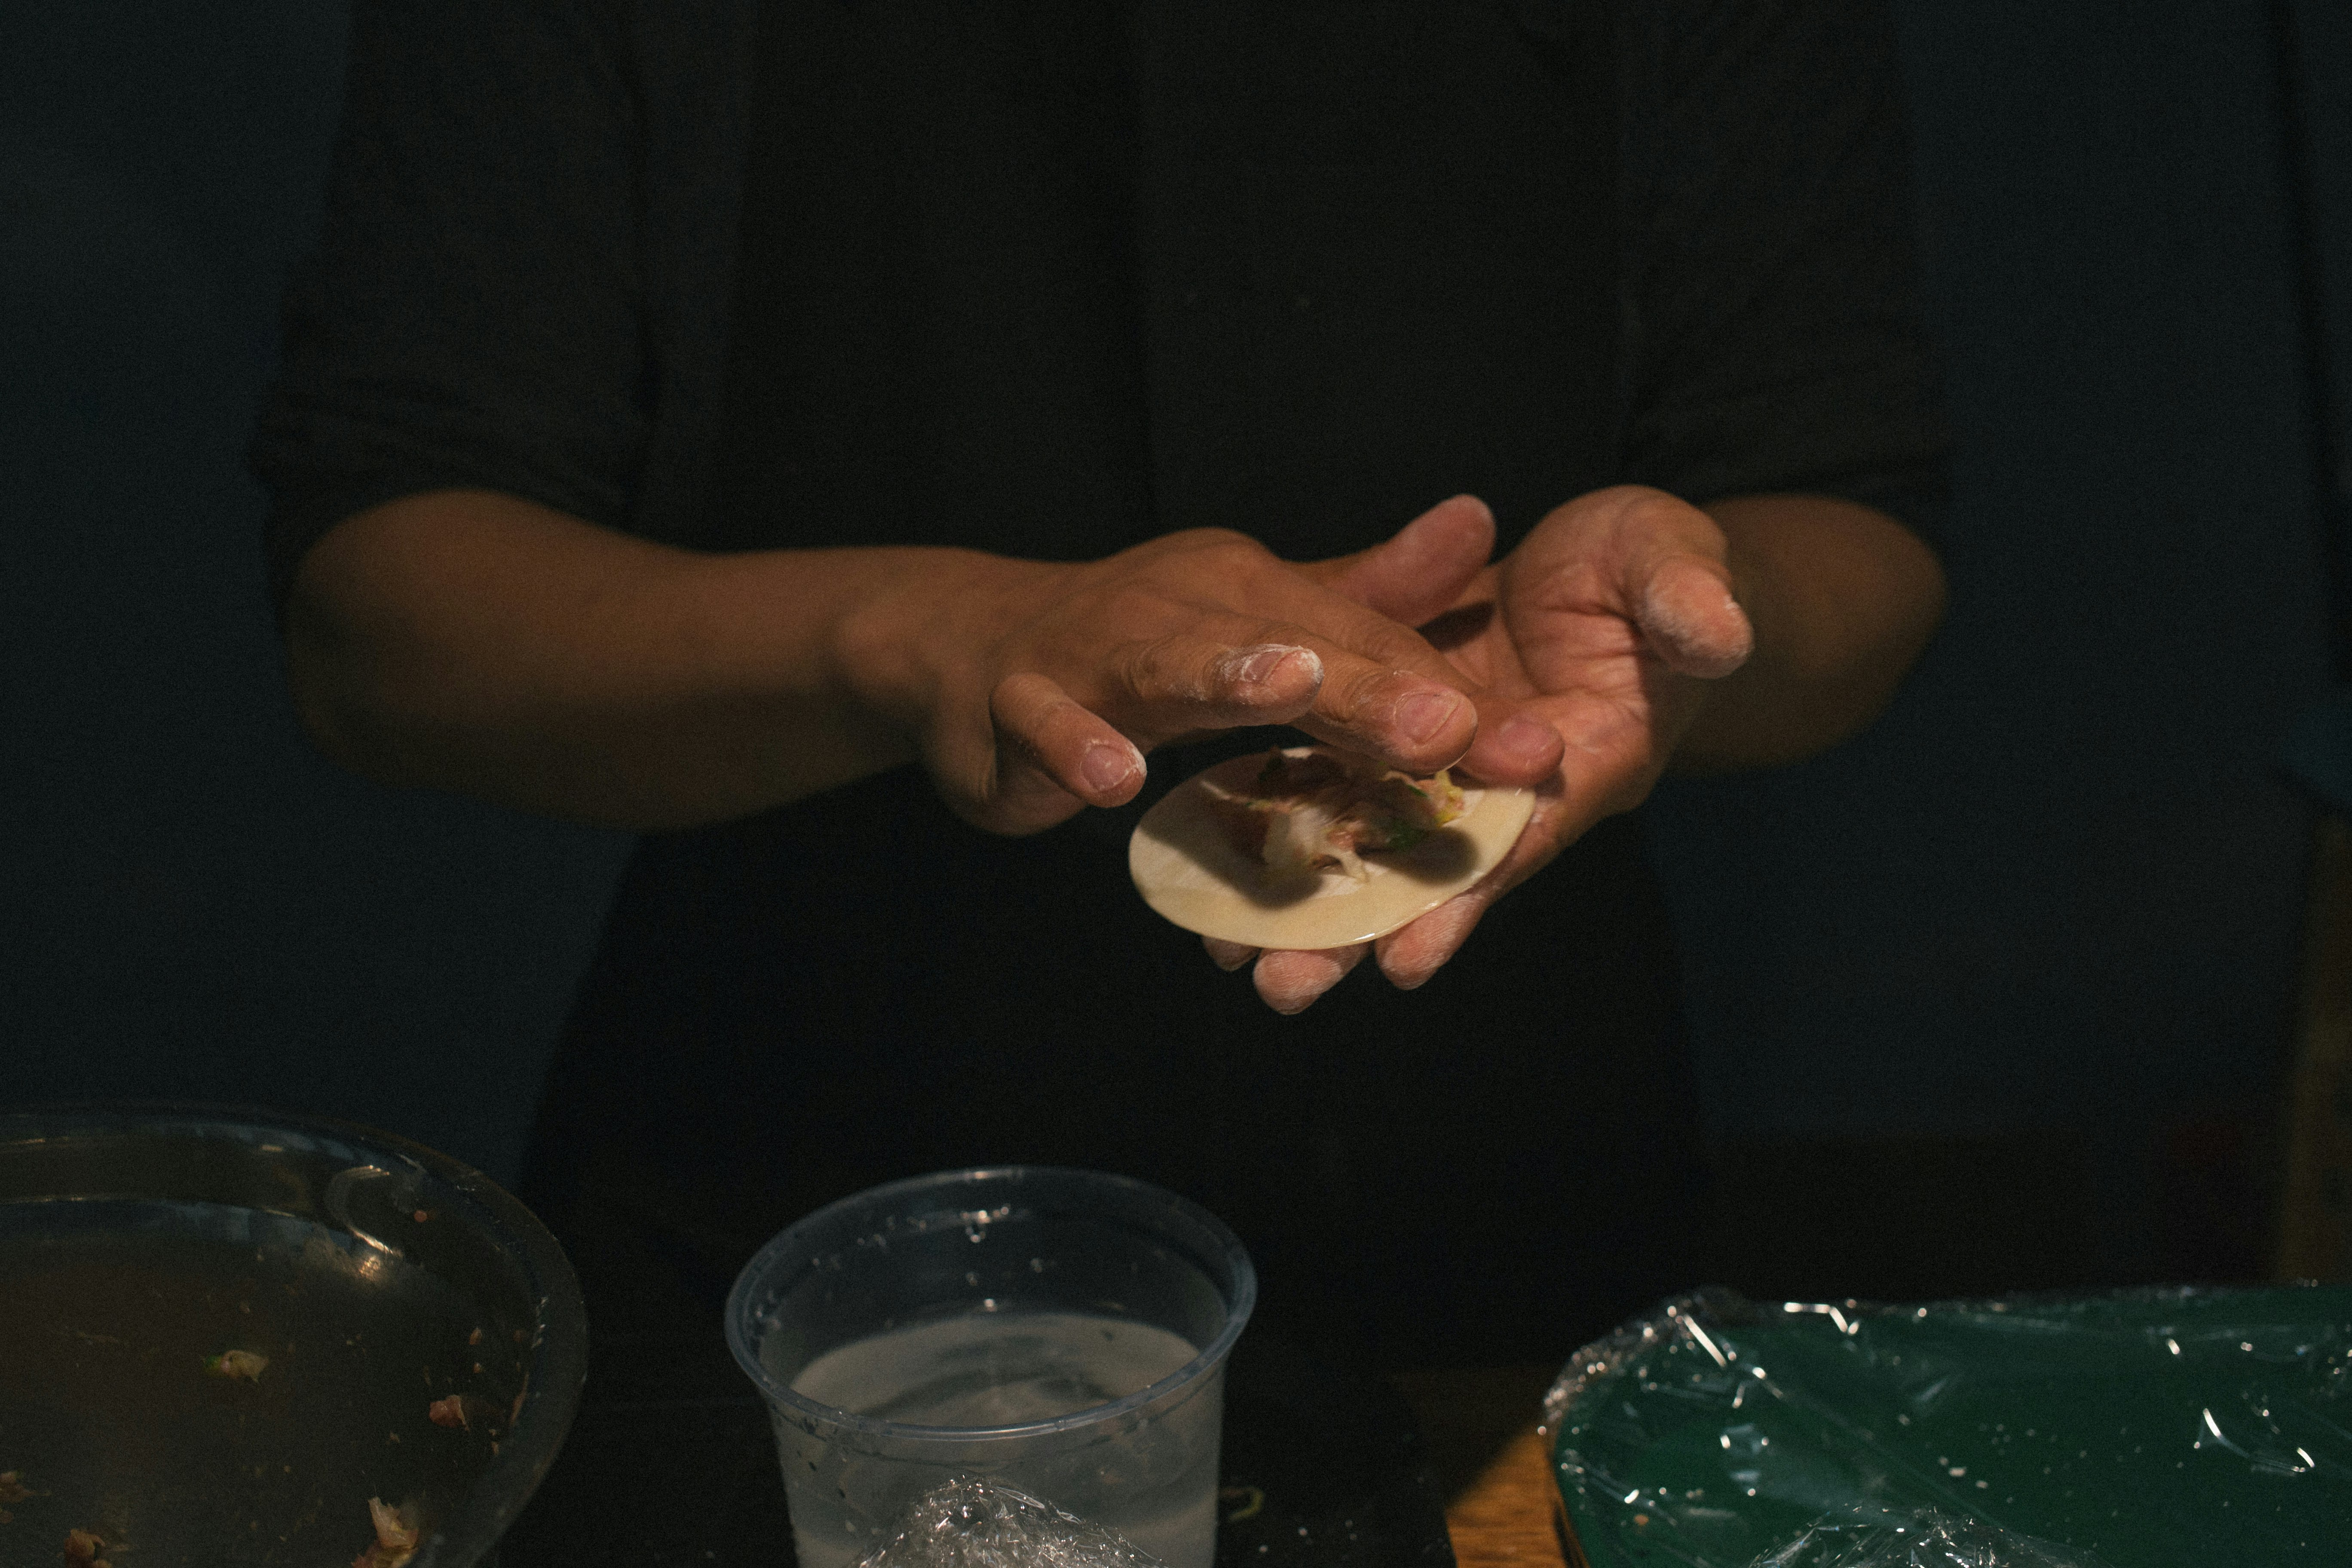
left=726, top=1167, right=1255, bottom=1568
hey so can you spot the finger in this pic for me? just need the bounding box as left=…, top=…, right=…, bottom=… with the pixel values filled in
left=1375, top=782, right=1577, bottom=987
left=1636, top=553, right=1752, bottom=679
left=1289, top=662, right=1480, bottom=774
left=1109, top=639, right=1328, bottom=739
left=1110, top=620, right=1477, bottom=774
left=1296, top=657, right=1576, bottom=787
left=1253, top=943, right=1370, bottom=1014
left=1373, top=888, right=1500, bottom=991
left=1310, top=495, right=1496, bottom=627
left=1202, top=936, right=1258, bottom=971
left=989, top=671, right=1146, bottom=808
left=1453, top=709, right=1566, bottom=788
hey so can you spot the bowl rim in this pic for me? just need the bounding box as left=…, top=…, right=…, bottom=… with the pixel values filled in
left=0, top=1099, right=589, bottom=1567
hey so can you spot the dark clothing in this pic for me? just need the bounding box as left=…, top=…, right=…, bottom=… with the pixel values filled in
left=253, top=0, right=1947, bottom=1367
left=254, top=0, right=1946, bottom=585
left=712, top=0, right=1622, bottom=563
left=548, top=773, right=1698, bottom=1365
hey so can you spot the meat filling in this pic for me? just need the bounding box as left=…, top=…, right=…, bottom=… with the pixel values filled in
left=1203, top=749, right=1466, bottom=882
left=353, top=1498, right=420, bottom=1568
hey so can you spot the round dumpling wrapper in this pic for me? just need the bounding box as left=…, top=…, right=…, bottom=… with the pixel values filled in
left=1129, top=746, right=1537, bottom=950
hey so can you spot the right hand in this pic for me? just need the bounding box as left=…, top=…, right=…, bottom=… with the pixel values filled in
left=847, top=498, right=1566, bottom=836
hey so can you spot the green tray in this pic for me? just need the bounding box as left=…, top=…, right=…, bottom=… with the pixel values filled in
left=1545, top=1285, right=2351, bottom=1567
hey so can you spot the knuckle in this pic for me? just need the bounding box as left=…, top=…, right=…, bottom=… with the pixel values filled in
left=1352, top=621, right=1424, bottom=665
left=992, top=673, right=1067, bottom=735
left=1114, top=635, right=1177, bottom=695
left=1174, top=529, right=1276, bottom=579
left=1168, top=526, right=1262, bottom=556
left=1330, top=663, right=1405, bottom=716
left=1242, top=618, right=1316, bottom=654
left=1101, top=577, right=1170, bottom=619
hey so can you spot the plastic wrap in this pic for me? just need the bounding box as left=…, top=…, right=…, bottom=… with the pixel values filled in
left=1544, top=1285, right=2350, bottom=1568
left=1739, top=1506, right=2110, bottom=1567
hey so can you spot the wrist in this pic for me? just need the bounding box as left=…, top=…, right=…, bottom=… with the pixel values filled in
left=827, top=547, right=1057, bottom=747
left=1673, top=493, right=1945, bottom=771
left=631, top=543, right=956, bottom=808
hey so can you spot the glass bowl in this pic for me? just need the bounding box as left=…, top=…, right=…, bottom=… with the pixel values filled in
left=0, top=1103, right=587, bottom=1567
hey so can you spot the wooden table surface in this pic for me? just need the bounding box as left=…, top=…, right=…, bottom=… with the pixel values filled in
left=1387, top=1365, right=1574, bottom=1568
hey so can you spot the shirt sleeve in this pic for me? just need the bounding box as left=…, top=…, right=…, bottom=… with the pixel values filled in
left=249, top=0, right=649, bottom=612
left=1617, top=0, right=1951, bottom=543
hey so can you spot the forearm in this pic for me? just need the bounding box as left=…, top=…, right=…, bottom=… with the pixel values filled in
left=1674, top=493, right=1946, bottom=771
left=285, top=489, right=981, bottom=829
left=284, top=487, right=1541, bottom=837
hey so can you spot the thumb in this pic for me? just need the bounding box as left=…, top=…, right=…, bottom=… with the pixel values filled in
left=1306, top=494, right=1496, bottom=628
left=1636, top=552, right=1753, bottom=679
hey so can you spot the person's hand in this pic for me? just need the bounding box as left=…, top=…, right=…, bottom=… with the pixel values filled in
left=1209, top=487, right=1754, bottom=1011
left=849, top=506, right=1568, bottom=838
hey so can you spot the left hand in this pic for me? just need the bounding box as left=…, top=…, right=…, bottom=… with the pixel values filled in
left=1210, top=487, right=1755, bottom=1012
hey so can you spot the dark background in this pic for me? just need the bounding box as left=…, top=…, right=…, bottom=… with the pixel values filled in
left=4, top=2, right=2346, bottom=1298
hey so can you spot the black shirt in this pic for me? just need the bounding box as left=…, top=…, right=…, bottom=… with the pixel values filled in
left=253, top=0, right=1945, bottom=1368
left=255, top=0, right=1944, bottom=589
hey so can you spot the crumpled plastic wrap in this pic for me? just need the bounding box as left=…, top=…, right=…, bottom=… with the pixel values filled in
left=1741, top=1505, right=2110, bottom=1568
left=1544, top=1284, right=2350, bottom=1568
left=850, top=1476, right=1165, bottom=1568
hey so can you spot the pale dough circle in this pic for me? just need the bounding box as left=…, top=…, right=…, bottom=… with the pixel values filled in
left=1129, top=746, right=1537, bottom=950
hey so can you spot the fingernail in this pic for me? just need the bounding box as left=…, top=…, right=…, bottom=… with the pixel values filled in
left=1204, top=938, right=1258, bottom=971
left=1386, top=953, right=1444, bottom=991
left=1082, top=742, right=1139, bottom=794
left=1497, top=714, right=1557, bottom=760
left=1256, top=945, right=1369, bottom=1012
left=1395, top=688, right=1465, bottom=744
left=1220, top=643, right=1318, bottom=689
left=1261, top=963, right=1341, bottom=1014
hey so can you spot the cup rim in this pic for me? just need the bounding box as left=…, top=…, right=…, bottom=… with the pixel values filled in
left=724, top=1165, right=1256, bottom=1444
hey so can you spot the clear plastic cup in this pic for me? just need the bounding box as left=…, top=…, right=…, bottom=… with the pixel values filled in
left=726, top=1167, right=1256, bottom=1568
